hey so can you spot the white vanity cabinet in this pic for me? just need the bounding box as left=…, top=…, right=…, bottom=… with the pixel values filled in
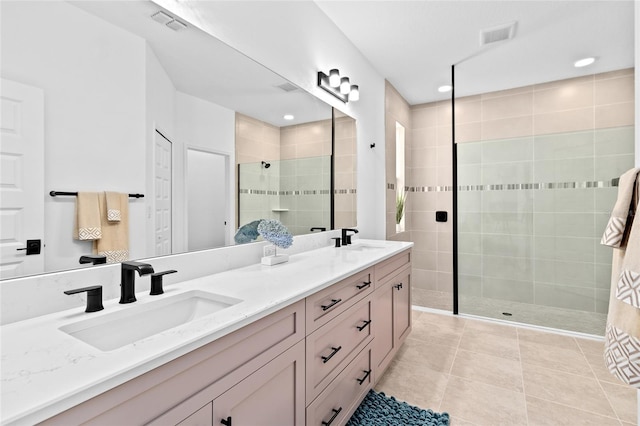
left=35, top=248, right=412, bottom=426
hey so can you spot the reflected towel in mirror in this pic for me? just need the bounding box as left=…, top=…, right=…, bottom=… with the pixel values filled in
left=74, top=192, right=102, bottom=240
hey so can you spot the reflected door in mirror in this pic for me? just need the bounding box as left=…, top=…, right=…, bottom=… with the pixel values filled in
left=0, top=79, right=45, bottom=279
left=154, top=130, right=172, bottom=256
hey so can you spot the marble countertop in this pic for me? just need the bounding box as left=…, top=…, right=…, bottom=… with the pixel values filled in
left=1, top=239, right=412, bottom=425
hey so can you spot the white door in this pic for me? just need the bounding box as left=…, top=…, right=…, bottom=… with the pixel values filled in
left=154, top=130, right=172, bottom=256
left=186, top=148, right=227, bottom=251
left=0, top=79, right=45, bottom=279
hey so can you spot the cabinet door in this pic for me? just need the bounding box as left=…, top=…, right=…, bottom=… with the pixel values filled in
left=372, top=281, right=394, bottom=377
left=176, top=402, right=212, bottom=426
left=212, top=340, right=305, bottom=426
left=392, top=269, right=412, bottom=346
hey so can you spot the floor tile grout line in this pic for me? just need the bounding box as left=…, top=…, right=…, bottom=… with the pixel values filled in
left=577, top=335, right=626, bottom=423
left=437, top=315, right=466, bottom=413
left=516, top=328, right=530, bottom=426
left=524, top=394, right=624, bottom=423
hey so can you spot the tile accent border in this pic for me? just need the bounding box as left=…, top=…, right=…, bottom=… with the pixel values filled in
left=388, top=179, right=620, bottom=193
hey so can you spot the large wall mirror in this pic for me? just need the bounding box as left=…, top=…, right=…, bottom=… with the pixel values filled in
left=0, top=0, right=356, bottom=280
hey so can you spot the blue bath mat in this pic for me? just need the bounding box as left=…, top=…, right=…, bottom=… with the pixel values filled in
left=347, top=390, right=450, bottom=426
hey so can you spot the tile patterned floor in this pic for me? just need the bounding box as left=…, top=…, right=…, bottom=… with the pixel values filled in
left=374, top=309, right=638, bottom=426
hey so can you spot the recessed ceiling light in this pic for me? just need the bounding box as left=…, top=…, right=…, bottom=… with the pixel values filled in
left=438, top=85, right=452, bottom=93
left=283, top=114, right=294, bottom=120
left=574, top=57, right=595, bottom=68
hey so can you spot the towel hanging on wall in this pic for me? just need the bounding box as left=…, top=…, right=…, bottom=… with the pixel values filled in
left=602, top=167, right=640, bottom=388
left=105, top=191, right=122, bottom=222
left=74, top=192, right=102, bottom=240
left=93, top=192, right=129, bottom=263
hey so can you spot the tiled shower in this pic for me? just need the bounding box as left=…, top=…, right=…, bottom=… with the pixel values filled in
left=386, top=68, right=635, bottom=335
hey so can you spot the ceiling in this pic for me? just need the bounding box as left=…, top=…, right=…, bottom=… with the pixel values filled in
left=316, top=1, right=635, bottom=105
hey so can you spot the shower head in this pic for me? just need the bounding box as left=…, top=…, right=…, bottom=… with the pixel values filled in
left=261, top=161, right=271, bottom=169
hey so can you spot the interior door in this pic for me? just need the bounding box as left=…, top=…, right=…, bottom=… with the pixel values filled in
left=0, top=78, right=45, bottom=279
left=154, top=129, right=172, bottom=256
left=186, top=148, right=227, bottom=251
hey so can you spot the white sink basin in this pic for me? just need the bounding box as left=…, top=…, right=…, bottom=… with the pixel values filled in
left=344, top=242, right=388, bottom=251
left=59, top=290, right=242, bottom=351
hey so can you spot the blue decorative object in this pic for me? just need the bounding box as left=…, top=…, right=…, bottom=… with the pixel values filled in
left=346, top=390, right=449, bottom=426
left=234, top=220, right=261, bottom=244
left=257, top=219, right=293, bottom=249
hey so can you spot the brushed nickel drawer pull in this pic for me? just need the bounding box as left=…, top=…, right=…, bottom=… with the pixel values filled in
left=356, top=281, right=371, bottom=290
left=322, top=407, right=342, bottom=426
left=321, top=298, right=342, bottom=311
left=356, top=319, right=372, bottom=331
left=321, top=346, right=342, bottom=363
left=357, top=369, right=372, bottom=385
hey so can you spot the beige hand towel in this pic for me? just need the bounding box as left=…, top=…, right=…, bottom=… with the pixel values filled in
left=105, top=191, right=122, bottom=222
left=603, top=168, right=640, bottom=388
left=93, top=192, right=129, bottom=263
left=74, top=192, right=102, bottom=240
left=601, top=168, right=640, bottom=247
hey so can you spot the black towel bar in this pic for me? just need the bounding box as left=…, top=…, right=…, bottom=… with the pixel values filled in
left=49, top=191, right=144, bottom=198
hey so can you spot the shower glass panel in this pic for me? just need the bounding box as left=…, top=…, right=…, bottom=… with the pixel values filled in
left=238, top=156, right=331, bottom=236
left=456, top=89, right=634, bottom=335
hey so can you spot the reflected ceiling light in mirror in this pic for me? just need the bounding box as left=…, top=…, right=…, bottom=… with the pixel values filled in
left=574, top=57, right=596, bottom=68
left=438, top=85, right=452, bottom=93
left=318, top=69, right=359, bottom=103
left=283, top=114, right=294, bottom=120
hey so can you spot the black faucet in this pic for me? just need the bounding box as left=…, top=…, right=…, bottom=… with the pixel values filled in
left=120, top=261, right=154, bottom=304
left=79, top=254, right=107, bottom=265
left=341, top=228, right=359, bottom=245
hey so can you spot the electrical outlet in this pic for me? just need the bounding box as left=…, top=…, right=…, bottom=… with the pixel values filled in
left=263, top=245, right=276, bottom=257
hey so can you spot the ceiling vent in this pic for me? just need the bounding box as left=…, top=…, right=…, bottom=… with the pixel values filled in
left=480, top=22, right=517, bottom=46
left=276, top=82, right=299, bottom=92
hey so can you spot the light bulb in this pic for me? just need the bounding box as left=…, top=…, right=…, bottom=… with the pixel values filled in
left=349, top=85, right=359, bottom=101
left=340, top=77, right=351, bottom=95
left=329, top=69, right=340, bottom=87
left=574, top=57, right=595, bottom=68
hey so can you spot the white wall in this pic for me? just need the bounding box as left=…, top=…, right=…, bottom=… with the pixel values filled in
left=2, top=2, right=147, bottom=271
left=153, top=0, right=387, bottom=239
left=175, top=92, right=236, bottom=246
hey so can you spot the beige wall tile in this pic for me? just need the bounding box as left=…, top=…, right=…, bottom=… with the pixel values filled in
left=411, top=268, right=438, bottom=290
left=595, top=102, right=635, bottom=128
left=454, top=122, right=482, bottom=143
left=411, top=127, right=438, bottom=148
left=411, top=104, right=438, bottom=129
left=483, top=92, right=533, bottom=121
left=481, top=84, right=533, bottom=99
left=595, top=67, right=634, bottom=80
left=534, top=81, right=594, bottom=113
left=534, top=74, right=593, bottom=91
left=437, top=271, right=453, bottom=292
left=534, top=108, right=594, bottom=134
left=595, top=75, right=634, bottom=105
left=482, top=116, right=534, bottom=140
left=454, top=98, right=481, bottom=124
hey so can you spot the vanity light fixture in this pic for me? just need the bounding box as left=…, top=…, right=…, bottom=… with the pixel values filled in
left=318, top=69, right=360, bottom=103
left=574, top=57, right=595, bottom=68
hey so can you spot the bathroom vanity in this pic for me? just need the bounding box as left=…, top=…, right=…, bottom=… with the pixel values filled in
left=1, top=240, right=412, bottom=425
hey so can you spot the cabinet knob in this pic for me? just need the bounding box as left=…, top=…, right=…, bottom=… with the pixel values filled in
left=394, top=282, right=403, bottom=290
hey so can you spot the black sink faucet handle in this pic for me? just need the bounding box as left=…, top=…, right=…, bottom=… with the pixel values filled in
left=79, top=255, right=107, bottom=265
left=64, top=285, right=104, bottom=313
left=341, top=228, right=359, bottom=245
left=150, top=270, right=178, bottom=295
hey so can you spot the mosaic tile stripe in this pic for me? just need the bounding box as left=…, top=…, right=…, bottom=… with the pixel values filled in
left=386, top=179, right=620, bottom=193
left=240, top=188, right=355, bottom=195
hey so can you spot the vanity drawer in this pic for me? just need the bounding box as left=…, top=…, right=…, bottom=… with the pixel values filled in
left=306, top=268, right=373, bottom=332
left=306, top=346, right=372, bottom=426
left=374, top=249, right=411, bottom=287
left=306, top=297, right=372, bottom=402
